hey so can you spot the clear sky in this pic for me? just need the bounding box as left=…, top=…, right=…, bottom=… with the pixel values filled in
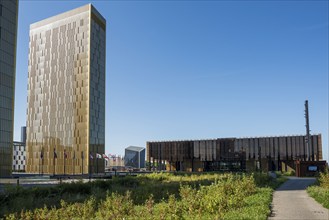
left=14, top=0, right=328, bottom=161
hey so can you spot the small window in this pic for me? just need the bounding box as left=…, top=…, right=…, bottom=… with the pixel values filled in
left=308, top=166, right=317, bottom=172
left=0, top=4, right=2, bottom=16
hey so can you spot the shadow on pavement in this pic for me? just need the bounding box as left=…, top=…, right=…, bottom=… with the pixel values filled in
left=275, top=177, right=316, bottom=191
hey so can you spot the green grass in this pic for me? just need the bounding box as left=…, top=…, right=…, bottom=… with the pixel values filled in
left=1, top=172, right=286, bottom=219
left=307, top=186, right=329, bottom=209
left=222, top=187, right=273, bottom=220
left=307, top=171, right=329, bottom=209
left=275, top=170, right=295, bottom=177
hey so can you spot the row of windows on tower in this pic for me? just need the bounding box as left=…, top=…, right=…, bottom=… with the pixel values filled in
left=14, top=156, right=26, bottom=161
left=13, top=157, right=25, bottom=163
left=13, top=165, right=25, bottom=170
left=13, top=150, right=24, bottom=155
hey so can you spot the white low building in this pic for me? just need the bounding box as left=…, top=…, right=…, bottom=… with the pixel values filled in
left=13, top=141, right=26, bottom=172
left=105, top=154, right=124, bottom=171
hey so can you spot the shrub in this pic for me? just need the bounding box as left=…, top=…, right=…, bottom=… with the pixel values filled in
left=253, top=172, right=273, bottom=187
left=58, top=181, right=91, bottom=195
left=222, top=187, right=273, bottom=220
left=3, top=172, right=282, bottom=219
left=95, top=192, right=134, bottom=219
left=318, top=170, right=329, bottom=189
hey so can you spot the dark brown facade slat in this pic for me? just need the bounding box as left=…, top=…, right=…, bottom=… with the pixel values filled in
left=312, top=136, right=317, bottom=161
left=317, top=135, right=322, bottom=160
left=147, top=134, right=323, bottom=172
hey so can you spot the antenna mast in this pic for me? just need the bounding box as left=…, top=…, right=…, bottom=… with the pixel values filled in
left=305, top=100, right=312, bottom=161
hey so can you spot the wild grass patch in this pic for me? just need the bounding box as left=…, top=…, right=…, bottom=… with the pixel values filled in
left=1, top=172, right=284, bottom=219
left=307, top=170, right=329, bottom=209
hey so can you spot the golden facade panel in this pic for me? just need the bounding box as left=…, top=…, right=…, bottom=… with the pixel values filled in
left=26, top=4, right=106, bottom=175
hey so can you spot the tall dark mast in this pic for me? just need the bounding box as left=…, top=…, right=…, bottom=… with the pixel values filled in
left=305, top=100, right=312, bottom=161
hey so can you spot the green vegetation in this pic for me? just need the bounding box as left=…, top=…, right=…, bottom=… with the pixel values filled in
left=279, top=170, right=295, bottom=176
left=307, top=170, right=329, bottom=209
left=1, top=172, right=286, bottom=219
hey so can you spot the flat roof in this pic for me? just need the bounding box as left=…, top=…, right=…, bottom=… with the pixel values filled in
left=30, top=4, right=106, bottom=30
left=126, top=146, right=145, bottom=152
left=147, top=133, right=321, bottom=143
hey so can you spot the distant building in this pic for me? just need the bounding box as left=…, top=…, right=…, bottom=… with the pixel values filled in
left=12, top=141, right=25, bottom=172
left=12, top=126, right=27, bottom=172
left=0, top=0, right=19, bottom=177
left=26, top=4, right=106, bottom=175
left=125, top=146, right=145, bottom=169
left=105, top=154, right=124, bottom=171
left=147, top=134, right=323, bottom=172
left=20, top=126, right=26, bottom=143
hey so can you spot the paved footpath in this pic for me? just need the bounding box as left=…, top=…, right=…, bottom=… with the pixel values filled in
left=269, top=177, right=329, bottom=220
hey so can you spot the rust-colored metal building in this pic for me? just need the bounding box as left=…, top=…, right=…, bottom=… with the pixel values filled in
left=147, top=134, right=323, bottom=172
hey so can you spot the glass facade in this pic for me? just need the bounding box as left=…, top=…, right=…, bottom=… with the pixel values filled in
left=124, top=147, right=146, bottom=169
left=89, top=10, right=106, bottom=174
left=26, top=4, right=106, bottom=175
left=0, top=0, right=18, bottom=177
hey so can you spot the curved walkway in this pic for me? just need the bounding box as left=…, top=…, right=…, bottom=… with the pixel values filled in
left=269, top=177, right=329, bottom=220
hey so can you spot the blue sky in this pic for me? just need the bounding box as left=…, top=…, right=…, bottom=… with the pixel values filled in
left=14, top=0, right=328, bottom=161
